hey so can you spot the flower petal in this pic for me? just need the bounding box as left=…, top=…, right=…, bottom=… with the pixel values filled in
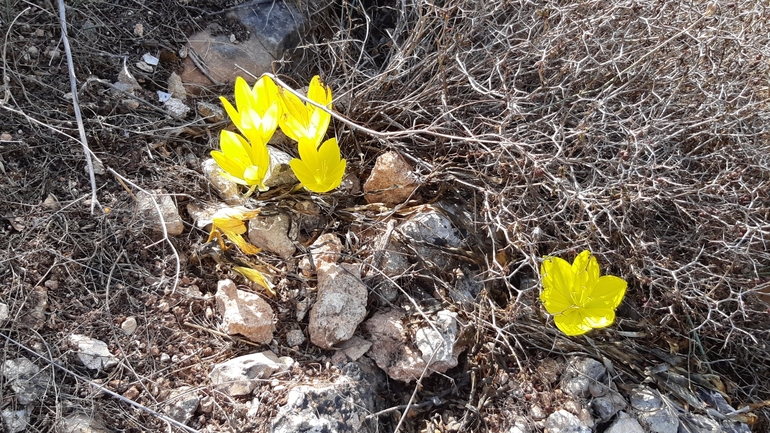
left=553, top=309, right=593, bottom=336
left=581, top=307, right=616, bottom=329
left=289, top=158, right=318, bottom=189
left=586, top=275, right=627, bottom=310
left=540, top=256, right=574, bottom=315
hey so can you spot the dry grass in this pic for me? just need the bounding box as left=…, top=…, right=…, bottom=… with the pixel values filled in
left=0, top=0, right=769, bottom=431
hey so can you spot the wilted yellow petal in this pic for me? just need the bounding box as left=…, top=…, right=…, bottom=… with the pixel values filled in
left=234, top=266, right=276, bottom=297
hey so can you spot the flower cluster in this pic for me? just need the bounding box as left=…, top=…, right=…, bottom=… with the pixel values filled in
left=539, top=250, right=627, bottom=336
left=212, top=75, right=346, bottom=195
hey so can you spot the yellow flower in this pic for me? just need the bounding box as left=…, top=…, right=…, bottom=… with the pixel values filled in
left=234, top=266, right=276, bottom=297
left=540, top=250, right=627, bottom=336
left=279, top=75, right=332, bottom=146
left=207, top=207, right=261, bottom=255
left=289, top=138, right=347, bottom=193
left=220, top=76, right=282, bottom=143
left=211, top=129, right=271, bottom=191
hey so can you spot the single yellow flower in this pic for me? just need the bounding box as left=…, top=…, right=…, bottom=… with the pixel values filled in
left=540, top=250, right=627, bottom=336
left=289, top=138, right=347, bottom=193
left=207, top=207, right=261, bottom=255
left=279, top=75, right=332, bottom=146
left=211, top=129, right=271, bottom=191
left=234, top=266, right=276, bottom=297
left=220, top=76, right=282, bottom=143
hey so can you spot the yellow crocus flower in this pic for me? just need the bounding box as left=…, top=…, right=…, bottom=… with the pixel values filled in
left=279, top=75, right=332, bottom=147
left=289, top=137, right=347, bottom=193
left=220, top=76, right=282, bottom=142
left=540, top=250, right=627, bottom=336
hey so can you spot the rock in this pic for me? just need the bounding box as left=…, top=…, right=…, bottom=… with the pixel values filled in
left=136, top=190, right=184, bottom=236
left=1, top=409, right=28, bottom=433
left=2, top=357, right=50, bottom=404
left=591, top=392, right=627, bottom=421
left=163, top=386, right=199, bottom=425
left=285, top=329, right=305, bottom=347
left=561, top=357, right=607, bottom=398
left=271, top=370, right=376, bottom=433
left=369, top=220, right=410, bottom=279
left=215, top=279, right=275, bottom=344
left=196, top=101, right=223, bottom=122
left=121, top=316, right=137, bottom=335
left=397, top=205, right=462, bottom=267
left=298, top=233, right=343, bottom=276
left=167, top=72, right=186, bottom=100
left=42, top=193, right=60, bottom=210
left=309, top=263, right=368, bottom=349
left=209, top=351, right=290, bottom=396
left=508, top=416, right=531, bottom=433
left=58, top=413, right=108, bottom=433
left=604, top=412, right=644, bottom=433
left=414, top=310, right=459, bottom=366
left=363, top=151, right=419, bottom=205
left=338, top=336, right=372, bottom=361
left=136, top=60, right=153, bottom=73
left=544, top=409, right=591, bottom=433
left=629, top=386, right=679, bottom=433
left=180, top=0, right=304, bottom=92
left=0, top=302, right=8, bottom=322
left=164, top=97, right=190, bottom=118
left=201, top=158, right=243, bottom=205
left=69, top=334, right=118, bottom=370
left=264, top=146, right=298, bottom=188
left=248, top=213, right=296, bottom=259
left=364, top=309, right=466, bottom=382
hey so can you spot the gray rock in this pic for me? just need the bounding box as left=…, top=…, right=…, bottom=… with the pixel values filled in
left=215, top=279, right=275, bottom=344
left=201, top=159, right=243, bottom=205
left=0, top=302, right=8, bottom=322
left=605, top=412, right=644, bottom=433
left=561, top=357, right=607, bottom=398
left=629, top=387, right=679, bottom=433
left=364, top=309, right=467, bottom=382
left=69, top=334, right=118, bottom=371
left=591, top=392, right=627, bottom=421
left=209, top=351, right=292, bottom=397
left=1, top=409, right=28, bottom=433
left=58, top=413, right=109, bottom=433
left=544, top=409, right=591, bottom=433
left=508, top=416, right=531, bottom=433
left=285, top=329, right=305, bottom=347
left=163, top=386, right=200, bottom=425
left=264, top=146, right=298, bottom=188
left=721, top=420, right=752, bottom=433
left=309, top=263, right=368, bottom=349
left=180, top=0, right=304, bottom=90
left=2, top=357, right=50, bottom=405
left=271, top=371, right=376, bottom=433
left=338, top=337, right=372, bottom=361
left=415, top=310, right=459, bottom=366
left=248, top=213, right=296, bottom=259
left=136, top=190, right=184, bottom=236
left=121, top=316, right=137, bottom=335
left=397, top=206, right=462, bottom=268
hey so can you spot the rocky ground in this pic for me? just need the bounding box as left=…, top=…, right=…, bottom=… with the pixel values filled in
left=1, top=0, right=769, bottom=432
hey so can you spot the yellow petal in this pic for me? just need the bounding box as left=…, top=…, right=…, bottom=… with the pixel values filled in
left=586, top=275, right=627, bottom=310
left=234, top=76, right=252, bottom=113
left=572, top=251, right=600, bottom=303
left=553, top=309, right=593, bottom=336
left=234, top=266, right=276, bottom=297
left=308, top=75, right=332, bottom=107
left=581, top=307, right=616, bottom=329
left=289, top=157, right=318, bottom=189
left=254, top=76, right=282, bottom=116
left=540, top=255, right=574, bottom=315
left=220, top=96, right=242, bottom=128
